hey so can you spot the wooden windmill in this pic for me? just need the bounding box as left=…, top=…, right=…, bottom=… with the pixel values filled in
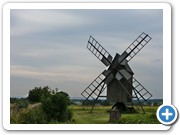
left=81, top=32, right=152, bottom=112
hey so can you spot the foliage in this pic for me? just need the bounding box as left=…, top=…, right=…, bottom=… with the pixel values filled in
left=18, top=105, right=48, bottom=124
left=41, top=92, right=71, bottom=122
left=10, top=103, right=48, bottom=124
left=27, top=86, right=51, bottom=103
left=11, top=86, right=72, bottom=124
left=10, top=97, right=18, bottom=103
left=10, top=97, right=29, bottom=109
left=16, top=98, right=29, bottom=108
left=10, top=103, right=20, bottom=124
left=65, top=108, right=73, bottom=121
left=56, top=91, right=70, bottom=105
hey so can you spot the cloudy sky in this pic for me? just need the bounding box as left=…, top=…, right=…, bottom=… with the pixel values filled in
left=10, top=9, right=163, bottom=99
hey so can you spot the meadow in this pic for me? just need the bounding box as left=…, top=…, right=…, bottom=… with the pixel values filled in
left=10, top=87, right=161, bottom=124
left=11, top=103, right=160, bottom=124
left=65, top=105, right=160, bottom=124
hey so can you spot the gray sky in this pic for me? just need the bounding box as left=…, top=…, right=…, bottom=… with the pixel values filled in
left=10, top=9, right=163, bottom=98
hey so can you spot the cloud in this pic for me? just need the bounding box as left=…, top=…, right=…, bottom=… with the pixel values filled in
left=11, top=10, right=91, bottom=36
left=11, top=65, right=100, bottom=83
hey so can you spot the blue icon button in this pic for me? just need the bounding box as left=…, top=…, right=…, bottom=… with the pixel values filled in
left=156, top=105, right=178, bottom=125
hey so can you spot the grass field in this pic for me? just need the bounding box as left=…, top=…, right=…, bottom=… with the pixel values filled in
left=11, top=103, right=160, bottom=124
left=64, top=105, right=160, bottom=124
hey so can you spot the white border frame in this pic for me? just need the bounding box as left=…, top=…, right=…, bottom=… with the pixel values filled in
left=3, top=2, right=171, bottom=130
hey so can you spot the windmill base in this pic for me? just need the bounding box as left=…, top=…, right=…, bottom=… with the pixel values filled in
left=111, top=102, right=136, bottom=114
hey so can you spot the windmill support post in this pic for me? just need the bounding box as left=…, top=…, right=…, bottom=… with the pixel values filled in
left=133, top=90, right=145, bottom=113
left=90, top=83, right=106, bottom=112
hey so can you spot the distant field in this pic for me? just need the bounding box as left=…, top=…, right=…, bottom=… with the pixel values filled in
left=65, top=105, right=160, bottom=124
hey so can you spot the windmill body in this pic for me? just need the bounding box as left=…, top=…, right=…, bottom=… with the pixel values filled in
left=81, top=32, right=153, bottom=112
left=105, top=53, right=134, bottom=103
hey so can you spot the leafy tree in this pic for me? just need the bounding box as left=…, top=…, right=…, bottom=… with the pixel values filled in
left=13, top=86, right=73, bottom=123
left=56, top=91, right=70, bottom=105
left=27, top=86, right=51, bottom=103
left=41, top=92, right=71, bottom=122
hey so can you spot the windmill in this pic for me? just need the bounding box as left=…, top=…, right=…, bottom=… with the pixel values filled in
left=81, top=32, right=153, bottom=113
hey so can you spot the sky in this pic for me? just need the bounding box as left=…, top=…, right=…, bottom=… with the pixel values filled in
left=10, top=9, right=163, bottom=99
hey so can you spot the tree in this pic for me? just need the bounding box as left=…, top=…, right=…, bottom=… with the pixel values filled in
left=26, top=86, right=72, bottom=122
left=56, top=91, right=70, bottom=105
left=41, top=92, right=71, bottom=122
left=27, top=86, right=51, bottom=103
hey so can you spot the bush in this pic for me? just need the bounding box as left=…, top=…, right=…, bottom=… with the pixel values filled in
left=65, top=109, right=73, bottom=121
left=41, top=92, right=72, bottom=122
left=18, top=106, right=48, bottom=124
left=16, top=98, right=29, bottom=109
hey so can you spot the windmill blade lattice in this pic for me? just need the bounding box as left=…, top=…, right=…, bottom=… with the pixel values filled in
left=118, top=76, right=152, bottom=113
left=81, top=71, right=107, bottom=100
left=132, top=77, right=152, bottom=101
left=125, top=32, right=152, bottom=62
left=120, top=76, right=152, bottom=102
left=87, top=35, right=113, bottom=66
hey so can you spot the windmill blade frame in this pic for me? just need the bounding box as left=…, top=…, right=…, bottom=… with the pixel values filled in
left=81, top=70, right=107, bottom=100
left=87, top=35, right=113, bottom=66
left=125, top=32, right=152, bottom=62
left=132, top=77, right=152, bottom=101
left=119, top=75, right=153, bottom=102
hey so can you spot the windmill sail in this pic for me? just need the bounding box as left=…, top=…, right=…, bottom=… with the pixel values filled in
left=120, top=76, right=152, bottom=102
left=81, top=71, right=107, bottom=100
left=132, top=77, right=152, bottom=101
left=124, top=32, right=152, bottom=62
left=87, top=35, right=113, bottom=66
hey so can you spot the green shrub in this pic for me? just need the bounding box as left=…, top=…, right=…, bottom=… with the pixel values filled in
left=16, top=98, right=29, bottom=109
left=65, top=108, right=73, bottom=121
left=18, top=106, right=48, bottom=124
left=41, top=92, right=72, bottom=122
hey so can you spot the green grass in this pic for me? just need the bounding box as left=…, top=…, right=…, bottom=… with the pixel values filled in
left=66, top=105, right=160, bottom=124
left=69, top=106, right=109, bottom=124
left=11, top=103, right=160, bottom=124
